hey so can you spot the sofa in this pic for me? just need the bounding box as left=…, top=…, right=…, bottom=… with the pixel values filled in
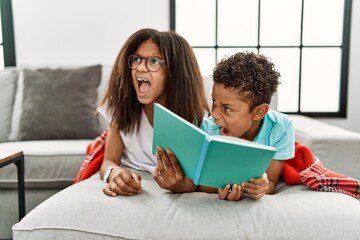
left=1, top=65, right=360, bottom=239
left=0, top=65, right=110, bottom=239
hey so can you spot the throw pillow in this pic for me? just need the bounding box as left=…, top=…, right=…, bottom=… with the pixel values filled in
left=11, top=65, right=101, bottom=141
left=0, top=68, right=18, bottom=142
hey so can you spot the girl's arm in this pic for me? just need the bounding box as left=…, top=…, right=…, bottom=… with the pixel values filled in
left=101, top=123, right=142, bottom=197
left=100, top=123, right=123, bottom=180
left=154, top=146, right=197, bottom=193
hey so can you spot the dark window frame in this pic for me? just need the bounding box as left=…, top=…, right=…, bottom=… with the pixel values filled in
left=0, top=0, right=16, bottom=67
left=170, top=0, right=352, bottom=118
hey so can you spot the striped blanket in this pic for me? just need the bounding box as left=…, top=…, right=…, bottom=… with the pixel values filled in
left=282, top=141, right=360, bottom=199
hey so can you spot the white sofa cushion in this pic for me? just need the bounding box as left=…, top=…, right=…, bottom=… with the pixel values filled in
left=12, top=171, right=360, bottom=240
left=0, top=68, right=18, bottom=142
left=0, top=140, right=90, bottom=188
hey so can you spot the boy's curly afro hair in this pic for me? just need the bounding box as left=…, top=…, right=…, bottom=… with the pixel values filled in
left=213, top=51, right=280, bottom=111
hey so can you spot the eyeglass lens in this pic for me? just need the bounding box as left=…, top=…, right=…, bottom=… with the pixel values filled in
left=128, top=55, right=163, bottom=72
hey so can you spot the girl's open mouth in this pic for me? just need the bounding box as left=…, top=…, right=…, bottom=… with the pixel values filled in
left=137, top=77, right=151, bottom=94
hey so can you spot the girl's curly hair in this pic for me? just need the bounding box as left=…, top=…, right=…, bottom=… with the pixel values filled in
left=213, top=51, right=280, bottom=111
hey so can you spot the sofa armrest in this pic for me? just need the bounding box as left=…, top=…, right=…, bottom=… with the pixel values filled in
left=289, top=114, right=360, bottom=180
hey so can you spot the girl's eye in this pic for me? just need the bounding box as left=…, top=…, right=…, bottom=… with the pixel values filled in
left=149, top=57, right=161, bottom=65
left=133, top=55, right=142, bottom=62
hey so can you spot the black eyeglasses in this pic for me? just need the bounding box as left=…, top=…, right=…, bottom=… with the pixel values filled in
left=128, top=54, right=165, bottom=72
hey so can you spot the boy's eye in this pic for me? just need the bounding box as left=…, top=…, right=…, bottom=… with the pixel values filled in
left=224, top=106, right=231, bottom=112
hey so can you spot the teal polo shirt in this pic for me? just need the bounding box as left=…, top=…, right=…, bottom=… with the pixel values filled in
left=201, top=109, right=295, bottom=160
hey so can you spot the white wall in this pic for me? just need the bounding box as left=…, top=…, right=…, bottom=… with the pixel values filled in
left=12, top=0, right=169, bottom=66
left=12, top=0, right=360, bottom=133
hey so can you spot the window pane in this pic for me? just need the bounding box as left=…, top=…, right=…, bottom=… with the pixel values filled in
left=260, top=0, right=302, bottom=46
left=303, top=0, right=344, bottom=46
left=0, top=11, right=3, bottom=44
left=217, top=48, right=258, bottom=63
left=301, top=48, right=341, bottom=112
left=193, top=48, right=216, bottom=77
left=176, top=0, right=216, bottom=46
left=259, top=48, right=300, bottom=112
left=218, top=0, right=258, bottom=46
left=0, top=17, right=3, bottom=69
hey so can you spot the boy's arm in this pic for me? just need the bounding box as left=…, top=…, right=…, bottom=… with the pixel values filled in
left=242, top=159, right=284, bottom=199
left=264, top=159, right=284, bottom=194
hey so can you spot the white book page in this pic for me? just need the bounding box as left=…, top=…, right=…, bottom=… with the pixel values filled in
left=209, top=135, right=275, bottom=151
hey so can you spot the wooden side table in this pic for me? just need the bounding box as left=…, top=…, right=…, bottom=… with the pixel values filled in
left=0, top=151, right=26, bottom=220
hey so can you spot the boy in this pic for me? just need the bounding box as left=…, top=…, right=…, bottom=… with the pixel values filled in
left=201, top=52, right=295, bottom=201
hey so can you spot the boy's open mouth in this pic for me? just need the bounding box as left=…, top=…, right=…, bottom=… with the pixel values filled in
left=220, top=126, right=229, bottom=135
left=137, top=77, right=151, bottom=94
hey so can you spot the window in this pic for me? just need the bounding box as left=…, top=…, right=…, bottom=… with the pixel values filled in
left=171, top=0, right=352, bottom=117
left=0, top=0, right=16, bottom=69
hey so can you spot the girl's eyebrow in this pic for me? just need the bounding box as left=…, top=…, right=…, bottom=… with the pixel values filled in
left=134, top=53, right=164, bottom=59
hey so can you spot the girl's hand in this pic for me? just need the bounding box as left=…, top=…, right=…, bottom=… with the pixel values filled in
left=218, top=184, right=244, bottom=201
left=154, top=146, right=197, bottom=193
left=242, top=172, right=269, bottom=199
left=103, top=168, right=143, bottom=197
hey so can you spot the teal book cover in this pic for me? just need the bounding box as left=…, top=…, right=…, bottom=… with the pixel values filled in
left=152, top=103, right=276, bottom=189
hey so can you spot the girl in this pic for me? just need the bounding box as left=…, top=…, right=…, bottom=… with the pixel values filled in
left=99, top=28, right=210, bottom=196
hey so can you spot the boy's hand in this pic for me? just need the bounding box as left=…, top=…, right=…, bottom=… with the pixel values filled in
left=218, top=184, right=244, bottom=201
left=154, top=146, right=197, bottom=193
left=242, top=172, right=269, bottom=199
left=103, top=168, right=143, bottom=197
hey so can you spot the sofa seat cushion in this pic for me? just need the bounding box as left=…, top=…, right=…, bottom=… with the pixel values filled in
left=13, top=171, right=360, bottom=240
left=0, top=140, right=90, bottom=189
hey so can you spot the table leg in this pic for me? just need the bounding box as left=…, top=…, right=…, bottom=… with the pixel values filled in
left=15, top=155, right=25, bottom=220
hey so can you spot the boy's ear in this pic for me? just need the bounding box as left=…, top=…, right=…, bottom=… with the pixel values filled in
left=252, top=103, right=269, bottom=120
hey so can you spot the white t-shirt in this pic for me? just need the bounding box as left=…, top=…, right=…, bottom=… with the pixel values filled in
left=98, top=106, right=156, bottom=174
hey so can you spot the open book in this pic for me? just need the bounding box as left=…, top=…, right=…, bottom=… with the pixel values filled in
left=152, top=103, right=276, bottom=189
